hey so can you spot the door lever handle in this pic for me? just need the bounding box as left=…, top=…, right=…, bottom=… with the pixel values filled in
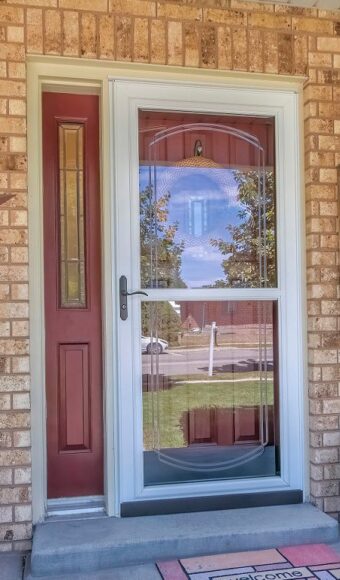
left=121, top=290, right=148, bottom=297
left=120, top=275, right=148, bottom=321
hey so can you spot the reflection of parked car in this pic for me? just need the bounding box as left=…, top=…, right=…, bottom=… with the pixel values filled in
left=141, top=336, right=168, bottom=354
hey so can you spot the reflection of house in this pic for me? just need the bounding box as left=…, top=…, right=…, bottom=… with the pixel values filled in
left=179, top=301, right=274, bottom=328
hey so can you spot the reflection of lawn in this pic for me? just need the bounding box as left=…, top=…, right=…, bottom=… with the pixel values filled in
left=143, top=380, right=274, bottom=450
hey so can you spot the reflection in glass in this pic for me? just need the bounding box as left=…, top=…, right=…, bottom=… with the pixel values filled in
left=58, top=123, right=86, bottom=308
left=142, top=300, right=279, bottom=486
left=139, top=112, right=276, bottom=290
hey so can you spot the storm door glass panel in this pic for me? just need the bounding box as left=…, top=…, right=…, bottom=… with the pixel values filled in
left=139, top=111, right=276, bottom=290
left=58, top=123, right=86, bottom=308
left=142, top=300, right=279, bottom=485
left=138, top=111, right=279, bottom=486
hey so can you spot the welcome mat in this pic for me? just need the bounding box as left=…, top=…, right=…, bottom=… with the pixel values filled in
left=156, top=544, right=340, bottom=580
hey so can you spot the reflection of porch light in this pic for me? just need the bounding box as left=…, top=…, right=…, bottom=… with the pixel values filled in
left=175, top=139, right=222, bottom=168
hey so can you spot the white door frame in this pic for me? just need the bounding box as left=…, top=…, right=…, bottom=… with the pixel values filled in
left=27, top=56, right=306, bottom=523
left=113, top=79, right=307, bottom=504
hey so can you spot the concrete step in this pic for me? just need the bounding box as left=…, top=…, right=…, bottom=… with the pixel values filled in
left=29, top=503, right=339, bottom=578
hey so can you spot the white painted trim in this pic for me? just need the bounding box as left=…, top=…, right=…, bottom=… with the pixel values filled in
left=27, top=56, right=306, bottom=523
left=114, top=79, right=306, bottom=504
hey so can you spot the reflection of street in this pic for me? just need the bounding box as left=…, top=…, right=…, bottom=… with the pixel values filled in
left=142, top=346, right=274, bottom=377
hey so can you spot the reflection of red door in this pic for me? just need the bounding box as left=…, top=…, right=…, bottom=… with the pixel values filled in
left=43, top=93, right=103, bottom=498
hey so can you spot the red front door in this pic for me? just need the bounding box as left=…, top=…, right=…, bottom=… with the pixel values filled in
left=43, top=92, right=103, bottom=498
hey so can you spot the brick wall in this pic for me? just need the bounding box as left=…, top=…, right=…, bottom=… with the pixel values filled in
left=0, top=0, right=340, bottom=552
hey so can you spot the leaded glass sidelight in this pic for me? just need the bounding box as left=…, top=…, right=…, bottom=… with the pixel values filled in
left=58, top=123, right=86, bottom=308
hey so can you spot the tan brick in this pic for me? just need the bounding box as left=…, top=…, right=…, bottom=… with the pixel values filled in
left=0, top=7, right=24, bottom=25
left=0, top=432, right=12, bottom=448
left=13, top=431, right=30, bottom=448
left=304, top=84, right=333, bottom=102
left=308, top=52, right=332, bottom=67
left=80, top=13, right=97, bottom=59
left=324, top=497, right=340, bottom=512
left=116, top=16, right=132, bottom=61
left=10, top=247, right=27, bottom=264
left=0, top=469, right=12, bottom=485
left=150, top=19, right=165, bottom=64
left=310, top=415, right=339, bottom=431
left=0, top=43, right=23, bottom=62
left=184, top=23, right=199, bottom=68
left=110, top=0, right=155, bottom=17
left=0, top=523, right=31, bottom=541
left=293, top=34, right=307, bottom=75
left=14, top=505, right=31, bottom=523
left=62, top=11, right=79, bottom=57
left=0, top=451, right=30, bottom=470
left=230, top=0, right=273, bottom=11
left=12, top=393, right=29, bottom=410
left=0, top=116, right=26, bottom=133
left=26, top=8, right=43, bottom=54
left=201, top=24, right=217, bottom=69
left=205, top=8, right=245, bottom=26
left=263, top=31, right=278, bottom=73
left=167, top=21, right=182, bottom=66
left=217, top=26, right=231, bottom=70
left=7, top=27, right=24, bottom=44
left=311, top=464, right=323, bottom=481
left=310, top=480, right=339, bottom=497
left=232, top=27, right=247, bottom=71
left=99, top=14, right=114, bottom=60
left=0, top=411, right=30, bottom=430
left=248, top=12, right=291, bottom=30
left=0, top=376, right=29, bottom=393
left=14, top=468, right=30, bottom=485
left=324, top=400, right=340, bottom=414
left=60, top=0, right=107, bottom=10
left=0, top=508, right=12, bottom=524
left=278, top=33, right=293, bottom=74
left=12, top=357, right=29, bottom=374
left=8, top=100, right=25, bottom=116
left=7, top=62, right=25, bottom=81
left=317, top=37, right=340, bottom=52
left=0, top=82, right=25, bottom=99
left=324, top=465, right=340, bottom=480
left=158, top=2, right=201, bottom=21
left=11, top=322, right=28, bottom=338
left=310, top=447, right=338, bottom=464
left=133, top=18, right=149, bottom=63
left=293, top=17, right=333, bottom=34
left=8, top=0, right=56, bottom=5
left=248, top=29, right=263, bottom=73
left=307, top=152, right=335, bottom=167
left=9, top=137, right=26, bottom=153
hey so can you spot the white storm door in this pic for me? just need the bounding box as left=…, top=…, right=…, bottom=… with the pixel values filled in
left=112, top=79, right=304, bottom=506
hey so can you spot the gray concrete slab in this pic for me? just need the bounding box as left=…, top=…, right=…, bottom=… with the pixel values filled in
left=30, top=503, right=339, bottom=577
left=25, top=556, right=161, bottom=580
left=0, top=553, right=24, bottom=580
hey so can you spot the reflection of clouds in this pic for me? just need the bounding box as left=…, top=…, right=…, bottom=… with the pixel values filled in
left=183, top=244, right=222, bottom=263
left=153, top=166, right=241, bottom=208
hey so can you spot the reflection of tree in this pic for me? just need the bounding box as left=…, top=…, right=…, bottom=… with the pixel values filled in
left=210, top=170, right=276, bottom=288
left=140, top=183, right=185, bottom=288
left=141, top=301, right=182, bottom=346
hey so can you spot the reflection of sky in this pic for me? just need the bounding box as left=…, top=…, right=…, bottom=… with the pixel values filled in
left=139, top=166, right=242, bottom=288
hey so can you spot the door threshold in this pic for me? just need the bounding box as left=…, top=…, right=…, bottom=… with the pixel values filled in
left=47, top=495, right=105, bottom=519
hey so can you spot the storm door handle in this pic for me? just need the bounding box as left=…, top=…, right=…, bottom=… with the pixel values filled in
left=119, top=275, right=148, bottom=321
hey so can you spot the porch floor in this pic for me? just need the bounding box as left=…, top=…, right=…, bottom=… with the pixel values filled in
left=25, top=503, right=338, bottom=578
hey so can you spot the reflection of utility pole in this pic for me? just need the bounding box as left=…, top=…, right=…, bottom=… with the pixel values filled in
left=208, top=321, right=216, bottom=377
